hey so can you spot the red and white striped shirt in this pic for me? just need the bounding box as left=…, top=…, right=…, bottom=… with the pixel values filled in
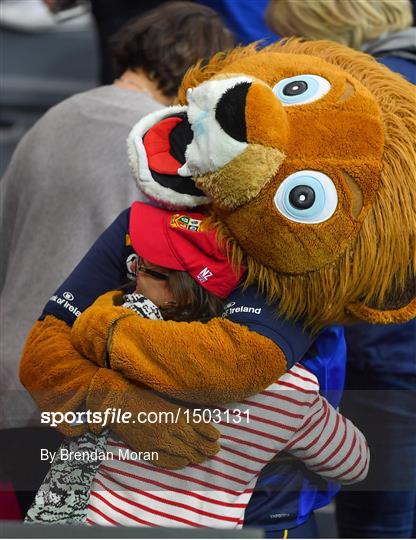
left=86, top=363, right=369, bottom=528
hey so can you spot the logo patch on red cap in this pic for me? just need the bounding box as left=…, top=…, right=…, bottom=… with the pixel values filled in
left=170, top=214, right=204, bottom=232
left=126, top=253, right=139, bottom=280
left=197, top=267, right=213, bottom=283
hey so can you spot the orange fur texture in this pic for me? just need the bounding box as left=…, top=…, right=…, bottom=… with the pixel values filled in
left=87, top=369, right=221, bottom=469
left=72, top=291, right=287, bottom=404
left=20, top=316, right=220, bottom=466
left=19, top=316, right=98, bottom=437
left=179, top=39, right=415, bottom=328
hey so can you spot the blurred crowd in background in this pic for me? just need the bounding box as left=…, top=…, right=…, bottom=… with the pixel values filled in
left=0, top=0, right=276, bottom=178
left=1, top=0, right=415, bottom=537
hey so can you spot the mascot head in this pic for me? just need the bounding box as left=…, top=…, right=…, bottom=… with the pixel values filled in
left=128, top=39, right=415, bottom=329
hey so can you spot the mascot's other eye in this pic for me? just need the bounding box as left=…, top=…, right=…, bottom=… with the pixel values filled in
left=273, top=75, right=331, bottom=106
left=274, top=170, right=338, bottom=224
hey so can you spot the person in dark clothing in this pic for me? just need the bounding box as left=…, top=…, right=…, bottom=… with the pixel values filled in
left=90, top=0, right=167, bottom=84
left=91, top=0, right=235, bottom=85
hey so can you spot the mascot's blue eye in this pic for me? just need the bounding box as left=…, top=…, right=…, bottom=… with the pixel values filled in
left=274, top=170, right=338, bottom=224
left=273, top=75, right=331, bottom=106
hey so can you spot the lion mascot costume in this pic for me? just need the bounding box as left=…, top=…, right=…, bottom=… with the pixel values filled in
left=20, top=40, right=415, bottom=471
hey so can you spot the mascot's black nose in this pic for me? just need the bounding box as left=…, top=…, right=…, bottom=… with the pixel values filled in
left=215, top=82, right=251, bottom=143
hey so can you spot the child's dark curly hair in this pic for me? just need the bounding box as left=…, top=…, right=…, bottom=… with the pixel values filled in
left=110, top=1, right=235, bottom=99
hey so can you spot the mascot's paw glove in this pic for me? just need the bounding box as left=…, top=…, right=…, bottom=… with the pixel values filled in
left=87, top=368, right=221, bottom=469
left=72, top=290, right=134, bottom=368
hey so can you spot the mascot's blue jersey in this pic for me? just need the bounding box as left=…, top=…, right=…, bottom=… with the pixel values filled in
left=40, top=207, right=346, bottom=532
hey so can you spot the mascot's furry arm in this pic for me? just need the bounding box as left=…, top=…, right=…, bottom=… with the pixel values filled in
left=20, top=316, right=98, bottom=438
left=20, top=297, right=284, bottom=416
left=20, top=316, right=221, bottom=468
left=70, top=291, right=285, bottom=405
left=20, top=297, right=285, bottom=465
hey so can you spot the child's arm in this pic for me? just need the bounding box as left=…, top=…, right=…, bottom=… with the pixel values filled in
left=286, top=389, right=369, bottom=485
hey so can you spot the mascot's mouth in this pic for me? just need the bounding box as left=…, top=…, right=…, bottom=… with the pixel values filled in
left=127, top=105, right=210, bottom=209
left=142, top=112, right=203, bottom=197
left=128, top=76, right=283, bottom=210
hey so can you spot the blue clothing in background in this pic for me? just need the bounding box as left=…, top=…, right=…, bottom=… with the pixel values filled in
left=265, top=514, right=319, bottom=538
left=344, top=320, right=416, bottom=376
left=379, top=56, right=416, bottom=84
left=336, top=33, right=416, bottom=538
left=197, top=0, right=279, bottom=45
left=363, top=27, right=416, bottom=85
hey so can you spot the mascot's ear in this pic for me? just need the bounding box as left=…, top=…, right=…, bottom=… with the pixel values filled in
left=347, top=278, right=416, bottom=324
left=127, top=106, right=210, bottom=210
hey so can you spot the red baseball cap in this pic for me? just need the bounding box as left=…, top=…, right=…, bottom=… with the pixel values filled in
left=129, top=202, right=244, bottom=298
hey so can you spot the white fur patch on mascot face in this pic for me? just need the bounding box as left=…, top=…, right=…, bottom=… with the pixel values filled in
left=182, top=77, right=250, bottom=176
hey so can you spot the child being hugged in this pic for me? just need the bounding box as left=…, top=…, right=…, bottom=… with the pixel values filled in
left=65, top=203, right=370, bottom=530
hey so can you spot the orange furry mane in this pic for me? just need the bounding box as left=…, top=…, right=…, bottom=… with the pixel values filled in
left=179, top=39, right=416, bottom=329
